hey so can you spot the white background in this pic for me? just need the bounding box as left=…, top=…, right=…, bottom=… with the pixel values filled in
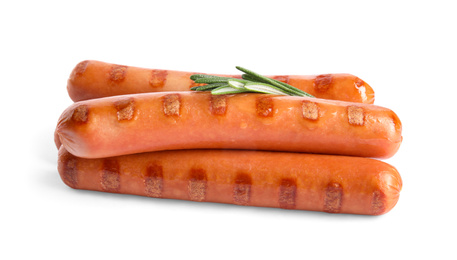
left=2, top=0, right=456, bottom=259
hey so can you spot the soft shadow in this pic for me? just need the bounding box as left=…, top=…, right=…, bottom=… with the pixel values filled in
left=55, top=185, right=378, bottom=220
left=37, top=169, right=64, bottom=190
left=34, top=125, right=59, bottom=165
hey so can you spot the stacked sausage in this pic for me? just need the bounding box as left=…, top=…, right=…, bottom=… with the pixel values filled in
left=55, top=60, right=403, bottom=215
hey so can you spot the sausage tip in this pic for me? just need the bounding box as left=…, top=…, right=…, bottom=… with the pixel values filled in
left=371, top=168, right=402, bottom=215
left=57, top=147, right=78, bottom=189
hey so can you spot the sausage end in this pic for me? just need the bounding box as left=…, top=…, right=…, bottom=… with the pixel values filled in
left=57, top=147, right=78, bottom=189
left=355, top=77, right=375, bottom=104
left=371, top=167, right=403, bottom=215
left=54, top=129, right=62, bottom=149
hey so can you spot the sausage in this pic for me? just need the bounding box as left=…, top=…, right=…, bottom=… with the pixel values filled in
left=67, top=60, right=375, bottom=103
left=55, top=92, right=402, bottom=159
left=54, top=129, right=62, bottom=148
left=58, top=147, right=402, bottom=215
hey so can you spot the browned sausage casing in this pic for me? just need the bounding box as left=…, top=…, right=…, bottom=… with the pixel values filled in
left=67, top=60, right=375, bottom=103
left=58, top=147, right=402, bottom=215
left=56, top=92, right=401, bottom=159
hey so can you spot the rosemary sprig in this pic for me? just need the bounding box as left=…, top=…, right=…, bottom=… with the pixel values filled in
left=211, top=85, right=247, bottom=95
left=236, top=66, right=314, bottom=98
left=194, top=77, right=234, bottom=84
left=189, top=67, right=314, bottom=97
left=243, top=82, right=290, bottom=95
left=190, top=82, right=227, bottom=91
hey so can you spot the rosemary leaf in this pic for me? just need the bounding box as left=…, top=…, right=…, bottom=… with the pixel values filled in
left=194, top=77, right=233, bottom=84
left=243, top=82, right=289, bottom=95
left=189, top=67, right=314, bottom=98
left=236, top=66, right=314, bottom=97
left=194, top=82, right=228, bottom=91
left=211, top=86, right=248, bottom=95
left=190, top=74, right=220, bottom=81
left=228, top=80, right=246, bottom=90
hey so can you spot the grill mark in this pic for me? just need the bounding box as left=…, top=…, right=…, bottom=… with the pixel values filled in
left=302, top=101, right=319, bottom=120
left=233, top=173, right=252, bottom=205
left=256, top=97, right=274, bottom=117
left=188, top=169, right=207, bottom=202
left=62, top=155, right=78, bottom=188
left=272, top=75, right=290, bottom=84
left=101, top=159, right=120, bottom=192
left=150, top=69, right=168, bottom=89
left=371, top=190, right=386, bottom=215
left=109, top=65, right=127, bottom=83
left=163, top=94, right=181, bottom=116
left=314, top=74, right=333, bottom=92
left=324, top=183, right=343, bottom=213
left=114, top=97, right=135, bottom=121
left=71, top=105, right=89, bottom=123
left=144, top=163, right=163, bottom=198
left=71, top=60, right=89, bottom=78
left=347, top=106, right=365, bottom=126
left=210, top=95, right=227, bottom=116
left=279, top=179, right=297, bottom=209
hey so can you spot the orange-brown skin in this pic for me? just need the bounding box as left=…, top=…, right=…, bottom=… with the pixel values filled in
left=58, top=147, right=402, bottom=215
left=54, top=129, right=62, bottom=148
left=56, top=92, right=402, bottom=159
left=67, top=60, right=375, bottom=103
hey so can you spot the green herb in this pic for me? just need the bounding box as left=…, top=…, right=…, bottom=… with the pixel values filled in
left=189, top=66, right=314, bottom=97
left=211, top=85, right=247, bottom=95
left=194, top=77, right=234, bottom=84
left=243, top=82, right=289, bottom=95
left=236, top=66, right=314, bottom=97
left=227, top=80, right=246, bottom=90
left=190, top=82, right=227, bottom=91
left=190, top=74, right=220, bottom=80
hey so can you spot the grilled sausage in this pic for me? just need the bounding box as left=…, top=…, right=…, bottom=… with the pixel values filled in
left=55, top=92, right=401, bottom=159
left=67, top=60, right=375, bottom=103
left=58, top=147, right=402, bottom=215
